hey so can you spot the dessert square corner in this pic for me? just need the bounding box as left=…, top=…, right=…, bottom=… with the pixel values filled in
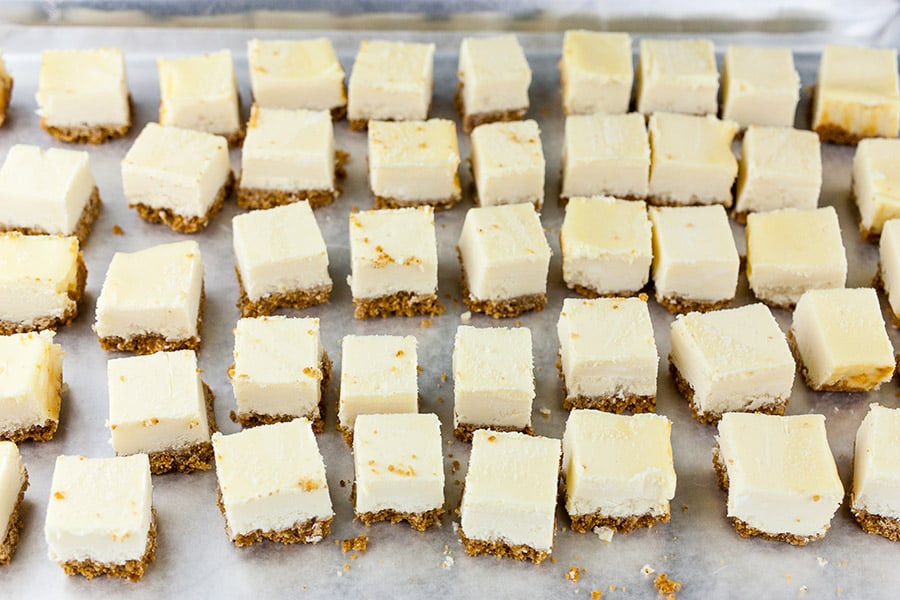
left=0, top=331, right=63, bottom=443
left=470, top=119, right=545, bottom=208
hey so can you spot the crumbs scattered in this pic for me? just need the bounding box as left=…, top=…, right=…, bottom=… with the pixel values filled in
left=112, top=224, right=124, bottom=235
left=681, top=504, right=689, bottom=512
left=420, top=319, right=433, bottom=328
left=591, top=592, right=603, bottom=600
left=540, top=407, right=551, bottom=418
left=441, top=372, right=448, bottom=383
left=451, top=460, right=461, bottom=474
left=350, top=205, right=359, bottom=213
left=593, top=526, right=615, bottom=543
left=566, top=566, right=583, bottom=583
left=460, top=311, right=472, bottom=323
left=800, top=586, right=808, bottom=593
left=340, top=535, right=368, bottom=553
left=441, top=544, right=454, bottom=570
left=817, top=557, right=828, bottom=567
left=642, top=564, right=656, bottom=576
left=339, top=480, right=346, bottom=488
left=654, top=574, right=682, bottom=596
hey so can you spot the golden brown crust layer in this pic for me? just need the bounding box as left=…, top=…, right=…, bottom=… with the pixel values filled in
left=0, top=419, right=58, bottom=444
left=458, top=527, right=551, bottom=564
left=453, top=423, right=535, bottom=443
left=813, top=122, right=869, bottom=146
left=0, top=186, right=102, bottom=246
left=647, top=195, right=731, bottom=208
left=459, top=257, right=546, bottom=318
left=556, top=353, right=657, bottom=413
left=0, top=251, right=87, bottom=335
left=236, top=150, right=349, bottom=210
left=852, top=504, right=900, bottom=541
left=373, top=190, right=461, bottom=211
left=98, top=286, right=204, bottom=355
left=59, top=509, right=157, bottom=581
left=0, top=75, right=12, bottom=127
left=236, top=267, right=331, bottom=318
left=787, top=329, right=894, bottom=392
left=0, top=471, right=27, bottom=565
left=41, top=100, right=132, bottom=144
left=349, top=114, right=433, bottom=132
left=454, top=84, right=528, bottom=133
left=145, top=382, right=217, bottom=475
left=569, top=509, right=670, bottom=534
left=131, top=171, right=234, bottom=233
left=217, top=487, right=332, bottom=547
left=356, top=506, right=444, bottom=531
left=569, top=283, right=648, bottom=300
left=656, top=292, right=734, bottom=315
left=352, top=291, right=445, bottom=320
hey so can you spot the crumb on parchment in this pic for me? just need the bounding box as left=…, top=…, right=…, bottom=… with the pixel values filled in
left=341, top=534, right=368, bottom=553
left=654, top=573, right=682, bottom=597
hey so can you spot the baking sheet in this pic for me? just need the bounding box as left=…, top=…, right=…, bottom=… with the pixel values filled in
left=0, top=24, right=896, bottom=599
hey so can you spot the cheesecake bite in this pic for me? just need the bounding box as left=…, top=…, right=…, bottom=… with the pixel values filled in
left=459, top=430, right=561, bottom=564
left=158, top=49, right=243, bottom=145
left=368, top=119, right=460, bottom=209
left=560, top=113, right=650, bottom=202
left=94, top=241, right=204, bottom=354
left=733, top=126, right=822, bottom=222
left=714, top=413, right=844, bottom=545
left=353, top=413, right=444, bottom=530
left=813, top=44, right=900, bottom=145
left=470, top=119, right=545, bottom=208
left=0, top=51, right=12, bottom=127
left=238, top=106, right=345, bottom=210
left=338, top=335, right=418, bottom=445
left=347, top=40, right=434, bottom=131
left=649, top=205, right=739, bottom=313
left=853, top=138, right=900, bottom=240
left=559, top=30, right=632, bottom=116
left=456, top=35, right=531, bottom=133
left=790, top=287, right=894, bottom=392
left=721, top=46, right=800, bottom=129
left=229, top=316, right=330, bottom=431
left=122, top=123, right=233, bottom=233
left=0, top=145, right=101, bottom=244
left=247, top=38, right=346, bottom=118
left=452, top=325, right=535, bottom=441
left=560, top=196, right=652, bottom=297
left=648, top=112, right=738, bottom=206
left=746, top=207, right=847, bottom=309
left=458, top=203, right=552, bottom=318
left=852, top=403, right=900, bottom=540
left=0, top=442, right=27, bottom=565
left=36, top=48, right=130, bottom=144
left=45, top=454, right=156, bottom=581
left=348, top=206, right=442, bottom=319
left=878, top=218, right=900, bottom=327
left=557, top=297, right=658, bottom=413
left=0, top=331, right=63, bottom=443
left=637, top=39, right=718, bottom=116
left=107, top=350, right=215, bottom=475
left=669, top=303, right=795, bottom=424
left=233, top=201, right=332, bottom=317
left=212, top=419, right=333, bottom=547
left=563, top=410, right=675, bottom=533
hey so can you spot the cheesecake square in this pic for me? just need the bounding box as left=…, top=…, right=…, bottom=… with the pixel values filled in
left=746, top=207, right=847, bottom=309
left=0, top=331, right=63, bottom=443
left=229, top=316, right=330, bottom=432
left=714, top=413, right=844, bottom=545
left=459, top=430, right=561, bottom=564
left=669, top=303, right=795, bottom=424
left=470, top=120, right=545, bottom=208
left=353, top=413, right=444, bottom=530
left=563, top=410, right=675, bottom=533
left=648, top=112, right=738, bottom=206
left=560, top=113, right=650, bottom=202
left=456, top=35, right=531, bottom=133
left=560, top=196, right=652, bottom=297
left=733, top=126, right=822, bottom=222
left=878, top=218, right=900, bottom=327
left=0, top=442, right=27, bottom=565
left=107, top=350, right=215, bottom=475
left=559, top=30, right=633, bottom=116
left=45, top=454, right=156, bottom=581
left=649, top=205, right=739, bottom=314
left=348, top=206, right=442, bottom=319
left=212, top=419, right=333, bottom=546
left=813, top=45, right=900, bottom=145
left=558, top=297, right=658, bottom=413
left=852, top=403, right=900, bottom=540
left=338, top=335, right=418, bottom=444
left=247, top=38, right=347, bottom=118
left=637, top=39, right=718, bottom=116
left=853, top=138, right=900, bottom=240
left=0, top=145, right=101, bottom=244
left=36, top=48, right=131, bottom=144
left=0, top=233, right=86, bottom=335
left=158, top=49, right=243, bottom=145
left=721, top=46, right=800, bottom=129
left=232, top=201, right=332, bottom=317
left=790, top=287, right=895, bottom=392
left=122, top=123, right=233, bottom=233
left=347, top=40, right=435, bottom=131
left=368, top=119, right=461, bottom=209
left=94, top=241, right=204, bottom=354
left=458, top=203, right=552, bottom=318
left=0, top=51, right=12, bottom=128
left=238, top=106, right=345, bottom=210
left=452, top=325, right=534, bottom=441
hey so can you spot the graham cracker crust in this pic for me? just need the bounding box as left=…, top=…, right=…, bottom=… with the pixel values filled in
left=330, top=104, right=347, bottom=121
left=0, top=75, right=11, bottom=127
left=352, top=291, right=445, bottom=319
left=787, top=329, right=894, bottom=392
left=852, top=503, right=900, bottom=541
left=454, top=84, right=527, bottom=133
left=569, top=283, right=647, bottom=299
left=647, top=194, right=732, bottom=208
left=0, top=186, right=102, bottom=246
left=458, top=526, right=551, bottom=564
left=235, top=267, right=331, bottom=318
left=131, top=171, right=234, bottom=233
left=230, top=354, right=332, bottom=434
left=373, top=188, right=461, bottom=211
left=0, top=471, right=27, bottom=565
left=669, top=358, right=787, bottom=425
left=731, top=209, right=752, bottom=225
left=656, top=292, right=734, bottom=316
left=236, top=149, right=349, bottom=210
left=97, top=286, right=204, bottom=355
left=59, top=509, right=158, bottom=581
left=453, top=423, right=535, bottom=443
left=459, top=257, right=546, bottom=318
left=558, top=193, right=645, bottom=207
left=217, top=487, right=332, bottom=547
left=873, top=267, right=900, bottom=328
left=569, top=509, right=670, bottom=534
left=356, top=506, right=444, bottom=531
left=41, top=96, right=133, bottom=144
left=1, top=419, right=58, bottom=444
left=0, top=250, right=87, bottom=335
left=145, top=382, right=217, bottom=475
left=556, top=354, right=657, bottom=413
left=813, top=122, right=868, bottom=146
left=349, top=113, right=433, bottom=132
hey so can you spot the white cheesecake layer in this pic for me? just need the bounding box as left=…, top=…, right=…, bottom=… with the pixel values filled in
left=0, top=331, right=63, bottom=436
left=721, top=46, right=800, bottom=129
left=471, top=120, right=545, bottom=207
left=248, top=38, right=346, bottom=112
left=347, top=40, right=434, bottom=123
left=853, top=403, right=900, bottom=520
left=560, top=30, right=633, bottom=115
left=0, top=442, right=26, bottom=540
left=458, top=35, right=531, bottom=115
left=880, top=218, right=900, bottom=322
left=854, top=138, right=900, bottom=237
left=158, top=49, right=241, bottom=137
left=637, top=39, right=718, bottom=116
